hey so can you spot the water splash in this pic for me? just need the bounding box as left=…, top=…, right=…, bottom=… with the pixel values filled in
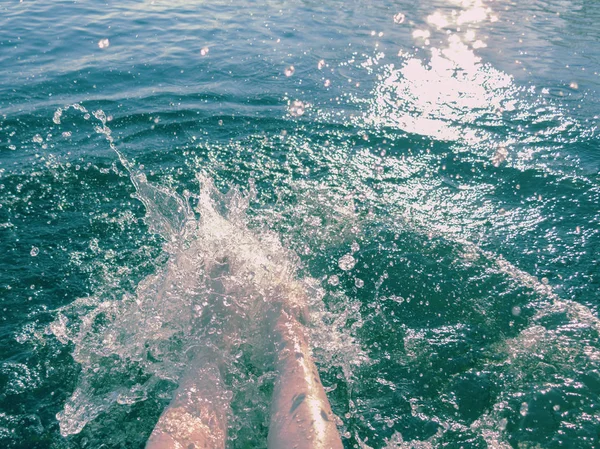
left=49, top=106, right=366, bottom=438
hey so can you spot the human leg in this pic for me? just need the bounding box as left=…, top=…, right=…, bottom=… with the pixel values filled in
left=146, top=357, right=229, bottom=449
left=267, top=310, right=343, bottom=449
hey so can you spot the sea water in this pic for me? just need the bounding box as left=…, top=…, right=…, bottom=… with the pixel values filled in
left=0, top=1, right=599, bottom=448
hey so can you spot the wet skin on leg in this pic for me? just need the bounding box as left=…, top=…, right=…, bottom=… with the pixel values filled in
left=146, top=289, right=342, bottom=448
left=146, top=359, right=229, bottom=449
left=267, top=310, right=343, bottom=449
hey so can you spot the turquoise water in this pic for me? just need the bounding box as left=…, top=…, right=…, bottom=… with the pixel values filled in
left=1, top=1, right=599, bottom=448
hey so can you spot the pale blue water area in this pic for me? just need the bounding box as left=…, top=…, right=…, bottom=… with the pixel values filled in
left=1, top=1, right=599, bottom=448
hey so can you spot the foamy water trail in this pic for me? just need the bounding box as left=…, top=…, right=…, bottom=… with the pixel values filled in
left=49, top=107, right=367, bottom=438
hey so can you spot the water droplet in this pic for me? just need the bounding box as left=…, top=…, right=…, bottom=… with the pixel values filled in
left=284, top=65, right=295, bottom=77
left=393, top=12, right=406, bottom=24
left=498, top=418, right=508, bottom=431
left=98, top=38, right=110, bottom=49
left=355, top=278, right=364, bottom=288
left=317, top=59, right=325, bottom=70
left=328, top=275, right=340, bottom=286
left=338, top=254, right=356, bottom=271
left=492, top=146, right=508, bottom=167
left=200, top=46, right=209, bottom=56
left=288, top=100, right=305, bottom=117
left=30, top=246, right=39, bottom=257
left=53, top=108, right=63, bottom=125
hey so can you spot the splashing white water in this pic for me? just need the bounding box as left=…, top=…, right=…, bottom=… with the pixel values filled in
left=50, top=106, right=367, bottom=437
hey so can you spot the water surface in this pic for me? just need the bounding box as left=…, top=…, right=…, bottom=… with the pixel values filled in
left=1, top=1, right=599, bottom=448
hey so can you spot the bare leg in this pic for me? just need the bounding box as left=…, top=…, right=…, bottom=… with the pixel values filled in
left=267, top=310, right=343, bottom=449
left=146, top=356, right=229, bottom=449
left=147, top=258, right=234, bottom=449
